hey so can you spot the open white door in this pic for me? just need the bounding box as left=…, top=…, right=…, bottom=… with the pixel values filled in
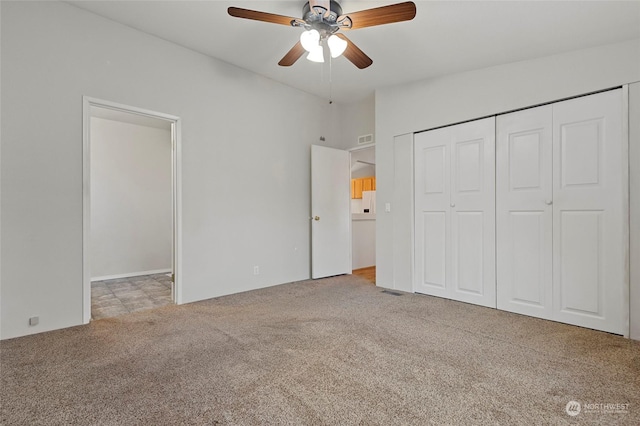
left=311, top=145, right=351, bottom=279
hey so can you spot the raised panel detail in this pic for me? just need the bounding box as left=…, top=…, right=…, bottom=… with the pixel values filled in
left=559, top=211, right=602, bottom=316
left=509, top=131, right=542, bottom=191
left=455, top=139, right=483, bottom=193
left=561, top=119, right=602, bottom=187
left=510, top=212, right=544, bottom=305
left=423, top=146, right=445, bottom=194
left=454, top=211, right=483, bottom=295
left=423, top=212, right=446, bottom=288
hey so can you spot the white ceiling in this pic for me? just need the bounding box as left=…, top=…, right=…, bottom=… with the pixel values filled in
left=68, top=1, right=640, bottom=104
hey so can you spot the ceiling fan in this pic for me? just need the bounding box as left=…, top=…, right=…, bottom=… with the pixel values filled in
left=228, top=1, right=416, bottom=69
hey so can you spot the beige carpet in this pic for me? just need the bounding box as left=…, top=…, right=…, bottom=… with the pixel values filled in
left=1, top=275, right=639, bottom=425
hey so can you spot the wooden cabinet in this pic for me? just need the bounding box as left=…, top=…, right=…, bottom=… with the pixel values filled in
left=351, top=176, right=375, bottom=199
left=352, top=179, right=363, bottom=199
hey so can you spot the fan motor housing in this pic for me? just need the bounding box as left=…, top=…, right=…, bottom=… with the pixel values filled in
left=302, top=1, right=343, bottom=24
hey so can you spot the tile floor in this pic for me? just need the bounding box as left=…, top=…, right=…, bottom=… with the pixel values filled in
left=91, top=273, right=173, bottom=320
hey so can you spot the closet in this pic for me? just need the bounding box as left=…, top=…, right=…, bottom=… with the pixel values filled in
left=497, top=90, right=626, bottom=334
left=414, top=117, right=496, bottom=308
left=414, top=89, right=627, bottom=335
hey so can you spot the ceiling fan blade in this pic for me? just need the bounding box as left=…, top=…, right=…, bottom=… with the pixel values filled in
left=228, top=7, right=297, bottom=26
left=278, top=41, right=306, bottom=67
left=336, top=34, right=373, bottom=69
left=340, top=1, right=416, bottom=30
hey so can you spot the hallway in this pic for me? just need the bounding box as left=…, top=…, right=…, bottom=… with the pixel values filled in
left=91, top=273, right=172, bottom=320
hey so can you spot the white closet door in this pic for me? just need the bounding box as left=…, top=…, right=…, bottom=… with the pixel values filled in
left=414, top=118, right=496, bottom=308
left=552, top=90, right=626, bottom=335
left=450, top=118, right=496, bottom=307
left=497, top=106, right=553, bottom=318
left=414, top=126, right=451, bottom=300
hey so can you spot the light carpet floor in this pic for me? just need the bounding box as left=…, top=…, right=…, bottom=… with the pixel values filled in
left=1, top=275, right=639, bottom=425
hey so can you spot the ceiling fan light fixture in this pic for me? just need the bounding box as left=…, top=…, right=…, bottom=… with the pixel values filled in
left=300, top=29, right=320, bottom=52
left=307, top=44, right=325, bottom=63
left=327, top=34, right=347, bottom=58
left=228, top=1, right=417, bottom=69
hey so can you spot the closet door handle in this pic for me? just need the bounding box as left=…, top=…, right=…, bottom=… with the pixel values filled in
left=545, top=199, right=553, bottom=205
left=450, top=203, right=456, bottom=208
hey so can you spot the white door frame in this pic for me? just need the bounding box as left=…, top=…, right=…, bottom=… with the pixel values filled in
left=349, top=143, right=375, bottom=152
left=348, top=143, right=375, bottom=271
left=82, top=96, right=183, bottom=324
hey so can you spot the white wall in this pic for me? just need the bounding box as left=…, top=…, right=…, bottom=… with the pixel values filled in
left=630, top=82, right=640, bottom=340
left=390, top=133, right=414, bottom=293
left=351, top=165, right=375, bottom=180
left=350, top=146, right=375, bottom=179
left=0, top=2, right=3, bottom=330
left=375, top=38, right=640, bottom=336
left=90, top=117, right=171, bottom=280
left=341, top=94, right=375, bottom=149
left=352, top=219, right=375, bottom=270
left=0, top=1, right=341, bottom=339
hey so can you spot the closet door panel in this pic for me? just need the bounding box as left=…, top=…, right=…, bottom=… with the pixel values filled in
left=422, top=212, right=447, bottom=290
left=496, top=106, right=553, bottom=318
left=452, top=211, right=484, bottom=295
left=454, top=139, right=483, bottom=194
left=559, top=211, right=602, bottom=314
left=509, top=212, right=547, bottom=304
left=553, top=89, right=626, bottom=335
left=414, top=118, right=495, bottom=308
left=451, top=134, right=486, bottom=297
left=414, top=127, right=451, bottom=298
left=450, top=118, right=496, bottom=307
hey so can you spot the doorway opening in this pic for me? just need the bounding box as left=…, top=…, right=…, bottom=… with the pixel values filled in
left=350, top=144, right=376, bottom=284
left=82, top=97, right=182, bottom=323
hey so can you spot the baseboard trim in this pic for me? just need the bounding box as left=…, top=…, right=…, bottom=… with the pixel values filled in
left=91, top=269, right=171, bottom=282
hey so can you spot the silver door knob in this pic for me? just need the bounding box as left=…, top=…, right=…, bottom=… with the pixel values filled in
left=314, top=216, right=320, bottom=221
left=450, top=203, right=455, bottom=208
left=545, top=199, right=553, bottom=205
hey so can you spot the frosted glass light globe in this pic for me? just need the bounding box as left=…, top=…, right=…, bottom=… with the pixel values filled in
left=300, top=29, right=320, bottom=52
left=327, top=34, right=347, bottom=58
left=306, top=44, right=325, bottom=63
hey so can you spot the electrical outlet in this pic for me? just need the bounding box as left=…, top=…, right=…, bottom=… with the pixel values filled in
left=29, top=316, right=39, bottom=326
left=253, top=266, right=259, bottom=275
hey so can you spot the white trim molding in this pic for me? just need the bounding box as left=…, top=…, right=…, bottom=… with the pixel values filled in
left=91, top=269, right=172, bottom=282
left=82, top=96, right=183, bottom=324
